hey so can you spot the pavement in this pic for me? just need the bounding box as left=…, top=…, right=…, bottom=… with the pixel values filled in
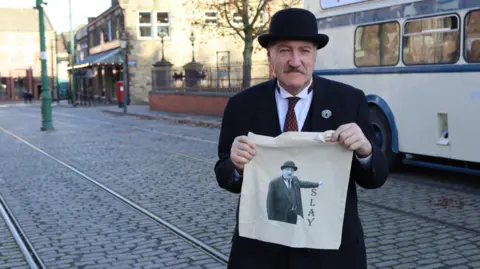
left=1, top=101, right=222, bottom=128
left=101, top=105, right=222, bottom=129
left=0, top=104, right=479, bottom=269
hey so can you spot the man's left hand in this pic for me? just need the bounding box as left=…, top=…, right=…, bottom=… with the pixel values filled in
left=329, top=123, right=372, bottom=158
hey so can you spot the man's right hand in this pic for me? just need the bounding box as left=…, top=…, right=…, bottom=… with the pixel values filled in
left=230, top=135, right=256, bottom=174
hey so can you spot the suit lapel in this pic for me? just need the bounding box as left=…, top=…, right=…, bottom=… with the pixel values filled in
left=311, top=76, right=336, bottom=132
left=256, top=78, right=282, bottom=136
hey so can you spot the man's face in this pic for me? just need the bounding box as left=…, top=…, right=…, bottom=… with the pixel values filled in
left=282, top=167, right=295, bottom=180
left=268, top=40, right=317, bottom=93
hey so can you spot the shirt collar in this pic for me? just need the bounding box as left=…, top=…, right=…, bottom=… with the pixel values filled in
left=276, top=78, right=313, bottom=100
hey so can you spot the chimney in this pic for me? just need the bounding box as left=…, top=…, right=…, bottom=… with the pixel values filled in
left=88, top=17, right=95, bottom=23
left=111, top=0, right=119, bottom=6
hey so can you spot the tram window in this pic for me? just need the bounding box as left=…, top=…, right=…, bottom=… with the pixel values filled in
left=465, top=10, right=480, bottom=63
left=354, top=22, right=400, bottom=67
left=403, top=15, right=460, bottom=65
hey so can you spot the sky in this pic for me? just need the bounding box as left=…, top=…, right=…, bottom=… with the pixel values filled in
left=0, top=0, right=112, bottom=32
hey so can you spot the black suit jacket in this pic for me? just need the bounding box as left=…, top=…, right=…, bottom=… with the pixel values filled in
left=214, top=75, right=389, bottom=269
left=267, top=176, right=319, bottom=223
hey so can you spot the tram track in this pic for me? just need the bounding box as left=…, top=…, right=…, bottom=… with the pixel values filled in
left=0, top=125, right=229, bottom=266
left=0, top=194, right=46, bottom=269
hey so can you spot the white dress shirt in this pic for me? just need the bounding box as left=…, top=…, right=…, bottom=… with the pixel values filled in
left=275, top=80, right=313, bottom=132
left=234, top=79, right=372, bottom=179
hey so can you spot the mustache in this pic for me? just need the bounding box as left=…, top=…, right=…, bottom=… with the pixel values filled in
left=283, top=67, right=305, bottom=74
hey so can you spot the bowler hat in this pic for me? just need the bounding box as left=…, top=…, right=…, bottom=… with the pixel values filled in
left=258, top=8, right=329, bottom=49
left=281, top=161, right=298, bottom=171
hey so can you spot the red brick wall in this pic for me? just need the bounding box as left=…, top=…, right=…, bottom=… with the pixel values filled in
left=149, top=92, right=232, bottom=116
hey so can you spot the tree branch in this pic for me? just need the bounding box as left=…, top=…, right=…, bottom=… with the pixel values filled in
left=252, top=16, right=271, bottom=39
left=222, top=1, right=245, bottom=40
left=249, top=0, right=269, bottom=29
left=241, top=0, right=249, bottom=27
left=232, top=0, right=243, bottom=16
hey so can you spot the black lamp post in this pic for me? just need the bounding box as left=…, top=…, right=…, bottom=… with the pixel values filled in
left=120, top=31, right=128, bottom=113
left=158, top=28, right=166, bottom=62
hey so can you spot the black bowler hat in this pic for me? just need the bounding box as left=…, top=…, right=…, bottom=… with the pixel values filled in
left=258, top=8, right=329, bottom=50
left=281, top=161, right=298, bottom=171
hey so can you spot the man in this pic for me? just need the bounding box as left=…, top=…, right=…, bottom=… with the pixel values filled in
left=267, top=161, right=322, bottom=225
left=214, top=7, right=389, bottom=269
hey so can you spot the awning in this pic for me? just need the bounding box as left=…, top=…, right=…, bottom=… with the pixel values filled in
left=67, top=48, right=123, bottom=70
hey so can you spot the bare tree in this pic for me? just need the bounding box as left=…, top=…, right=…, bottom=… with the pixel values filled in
left=183, top=0, right=301, bottom=88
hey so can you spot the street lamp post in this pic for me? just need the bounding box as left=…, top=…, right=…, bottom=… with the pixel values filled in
left=189, top=32, right=196, bottom=62
left=120, top=32, right=128, bottom=113
left=159, top=29, right=166, bottom=62
left=69, top=0, right=76, bottom=106
left=36, top=0, right=54, bottom=131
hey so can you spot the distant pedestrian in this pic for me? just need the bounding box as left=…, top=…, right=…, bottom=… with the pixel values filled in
left=23, top=90, right=28, bottom=104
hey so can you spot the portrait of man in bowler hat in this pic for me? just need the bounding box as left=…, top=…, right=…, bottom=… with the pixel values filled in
left=214, top=7, right=389, bottom=269
left=266, top=161, right=322, bottom=225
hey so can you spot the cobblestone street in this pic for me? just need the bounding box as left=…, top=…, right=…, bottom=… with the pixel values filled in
left=0, top=104, right=479, bottom=269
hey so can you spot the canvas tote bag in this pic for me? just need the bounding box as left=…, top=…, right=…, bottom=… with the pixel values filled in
left=239, top=131, right=353, bottom=249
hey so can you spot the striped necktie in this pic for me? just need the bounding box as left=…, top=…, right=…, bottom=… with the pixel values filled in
left=284, top=97, right=300, bottom=132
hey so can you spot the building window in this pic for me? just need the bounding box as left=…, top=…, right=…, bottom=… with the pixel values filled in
left=115, top=15, right=122, bottom=40
left=354, top=21, right=400, bottom=67
left=137, top=11, right=152, bottom=38
left=102, top=23, right=109, bottom=43
left=403, top=15, right=460, bottom=65
left=465, top=10, right=480, bottom=63
left=155, top=12, right=170, bottom=38
left=111, top=18, right=117, bottom=40
left=233, top=12, right=242, bottom=24
left=205, top=11, right=218, bottom=24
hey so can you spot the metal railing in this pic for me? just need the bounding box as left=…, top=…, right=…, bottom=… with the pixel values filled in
left=152, top=62, right=272, bottom=93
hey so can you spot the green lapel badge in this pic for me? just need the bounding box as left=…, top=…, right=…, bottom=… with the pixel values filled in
left=321, top=109, right=332, bottom=119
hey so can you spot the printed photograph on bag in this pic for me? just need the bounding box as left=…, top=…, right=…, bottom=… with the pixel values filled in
left=266, top=160, right=322, bottom=226
left=239, top=132, right=353, bottom=250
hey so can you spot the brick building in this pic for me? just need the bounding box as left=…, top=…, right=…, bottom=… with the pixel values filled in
left=69, top=0, right=300, bottom=105
left=0, top=8, right=68, bottom=101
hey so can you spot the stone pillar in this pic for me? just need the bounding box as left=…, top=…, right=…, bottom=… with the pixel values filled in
left=183, top=61, right=204, bottom=88
left=152, top=59, right=173, bottom=90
